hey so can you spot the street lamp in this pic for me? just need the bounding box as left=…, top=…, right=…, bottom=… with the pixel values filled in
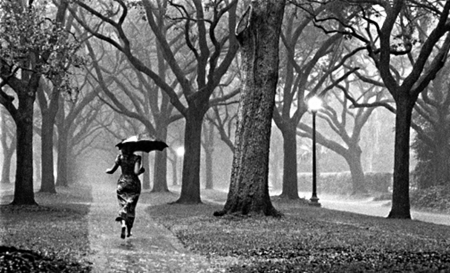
left=176, top=146, right=185, bottom=157
left=307, top=96, right=322, bottom=207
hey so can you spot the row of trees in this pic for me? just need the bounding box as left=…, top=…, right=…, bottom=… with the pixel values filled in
left=1, top=0, right=450, bottom=219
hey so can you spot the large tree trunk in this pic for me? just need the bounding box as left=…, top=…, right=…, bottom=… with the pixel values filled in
left=152, top=123, right=169, bottom=192
left=39, top=115, right=56, bottom=193
left=388, top=98, right=414, bottom=219
left=214, top=0, right=285, bottom=217
left=56, top=127, right=69, bottom=187
left=38, top=72, right=61, bottom=193
left=204, top=147, right=214, bottom=190
left=12, top=82, right=38, bottom=205
left=345, top=147, right=368, bottom=195
left=279, top=124, right=299, bottom=199
left=1, top=114, right=15, bottom=184
left=172, top=156, right=178, bottom=186
left=152, top=151, right=169, bottom=192
left=1, top=141, right=15, bottom=184
left=34, top=147, right=41, bottom=185
left=204, top=122, right=215, bottom=190
left=175, top=109, right=205, bottom=204
left=142, top=153, right=150, bottom=190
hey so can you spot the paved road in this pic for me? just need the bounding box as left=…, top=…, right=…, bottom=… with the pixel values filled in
left=87, top=180, right=225, bottom=273
left=298, top=192, right=450, bottom=226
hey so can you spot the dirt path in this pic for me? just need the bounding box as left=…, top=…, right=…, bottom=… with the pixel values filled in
left=87, top=180, right=223, bottom=273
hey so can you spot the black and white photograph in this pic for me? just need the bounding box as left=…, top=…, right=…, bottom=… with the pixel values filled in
left=1, top=1, right=450, bottom=272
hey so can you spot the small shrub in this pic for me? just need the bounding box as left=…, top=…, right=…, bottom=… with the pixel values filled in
left=364, top=172, right=392, bottom=193
left=298, top=172, right=392, bottom=195
left=410, top=186, right=450, bottom=212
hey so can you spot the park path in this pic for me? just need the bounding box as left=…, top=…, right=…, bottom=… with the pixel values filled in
left=318, top=194, right=450, bottom=226
left=291, top=191, right=449, bottom=226
left=204, top=189, right=449, bottom=226
left=87, top=178, right=224, bottom=273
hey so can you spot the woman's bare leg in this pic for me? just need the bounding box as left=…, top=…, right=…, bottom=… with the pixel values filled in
left=120, top=220, right=126, bottom=239
left=126, top=217, right=134, bottom=237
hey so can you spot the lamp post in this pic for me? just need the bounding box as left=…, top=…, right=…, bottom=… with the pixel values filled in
left=308, top=96, right=322, bottom=207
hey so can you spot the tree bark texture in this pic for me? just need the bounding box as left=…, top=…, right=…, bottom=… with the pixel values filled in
left=345, top=148, right=367, bottom=195
left=204, top=148, right=214, bottom=190
left=152, top=151, right=169, bottom=192
left=204, top=122, right=215, bottom=190
left=0, top=115, right=15, bottom=184
left=216, top=0, right=285, bottom=216
left=1, top=147, right=14, bottom=184
left=151, top=122, right=169, bottom=192
left=388, top=98, right=414, bottom=219
left=12, top=77, right=39, bottom=205
left=172, top=156, right=178, bottom=186
left=56, top=126, right=69, bottom=187
left=431, top=128, right=450, bottom=187
left=176, top=108, right=205, bottom=204
left=39, top=114, right=57, bottom=193
left=142, top=153, right=150, bottom=190
left=280, top=125, right=299, bottom=199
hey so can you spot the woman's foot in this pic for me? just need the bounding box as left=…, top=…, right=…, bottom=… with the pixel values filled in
left=126, top=225, right=132, bottom=237
left=120, top=226, right=126, bottom=239
left=120, top=221, right=126, bottom=239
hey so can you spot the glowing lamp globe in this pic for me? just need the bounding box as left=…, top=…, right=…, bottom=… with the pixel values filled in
left=308, top=96, right=323, bottom=112
left=176, top=146, right=185, bottom=157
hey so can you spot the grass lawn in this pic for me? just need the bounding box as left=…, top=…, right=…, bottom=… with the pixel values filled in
left=146, top=189, right=450, bottom=273
left=1, top=184, right=450, bottom=272
left=0, top=184, right=92, bottom=272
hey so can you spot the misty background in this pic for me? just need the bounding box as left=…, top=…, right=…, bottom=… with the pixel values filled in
left=2, top=1, right=440, bottom=203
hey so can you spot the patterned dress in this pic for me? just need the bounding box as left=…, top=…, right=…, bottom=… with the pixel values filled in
left=114, top=154, right=142, bottom=229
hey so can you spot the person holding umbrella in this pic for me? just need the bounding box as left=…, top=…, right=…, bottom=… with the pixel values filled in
left=106, top=145, right=144, bottom=239
left=106, top=134, right=168, bottom=239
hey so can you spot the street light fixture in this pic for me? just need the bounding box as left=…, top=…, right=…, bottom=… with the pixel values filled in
left=307, top=96, right=322, bottom=207
left=176, top=146, right=185, bottom=157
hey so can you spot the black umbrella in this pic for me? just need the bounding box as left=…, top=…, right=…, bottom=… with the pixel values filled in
left=116, top=134, right=168, bottom=153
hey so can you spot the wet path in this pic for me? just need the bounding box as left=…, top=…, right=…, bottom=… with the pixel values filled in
left=87, top=181, right=222, bottom=273
left=207, top=189, right=449, bottom=226
left=294, top=191, right=450, bottom=226
left=319, top=196, right=450, bottom=226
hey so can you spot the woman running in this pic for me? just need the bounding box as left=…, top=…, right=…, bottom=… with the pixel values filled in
left=106, top=146, right=144, bottom=239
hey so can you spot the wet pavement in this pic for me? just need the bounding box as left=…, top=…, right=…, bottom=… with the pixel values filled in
left=87, top=181, right=225, bottom=273
left=296, top=192, right=450, bottom=226
left=319, top=196, right=450, bottom=226
left=206, top=189, right=449, bottom=226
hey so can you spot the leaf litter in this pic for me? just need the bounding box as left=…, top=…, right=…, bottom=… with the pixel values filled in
left=1, top=184, right=450, bottom=272
left=147, top=190, right=450, bottom=273
left=0, top=184, right=92, bottom=272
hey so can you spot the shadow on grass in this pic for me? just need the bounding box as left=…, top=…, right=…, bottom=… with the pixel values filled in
left=0, top=183, right=93, bottom=272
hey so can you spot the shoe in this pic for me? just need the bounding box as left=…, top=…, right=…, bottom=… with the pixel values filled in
left=120, top=226, right=126, bottom=239
left=127, top=231, right=132, bottom=237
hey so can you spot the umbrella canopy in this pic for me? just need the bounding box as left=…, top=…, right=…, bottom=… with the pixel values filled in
left=116, top=134, right=168, bottom=153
